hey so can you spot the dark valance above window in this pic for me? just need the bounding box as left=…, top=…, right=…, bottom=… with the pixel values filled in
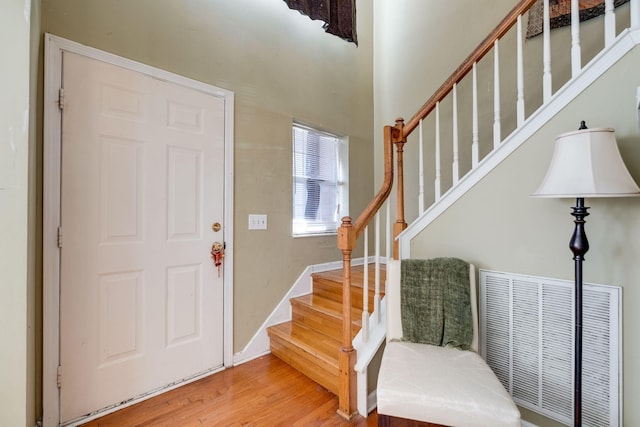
left=284, top=0, right=357, bottom=45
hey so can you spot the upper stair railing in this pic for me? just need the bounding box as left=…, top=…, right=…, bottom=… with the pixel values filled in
left=336, top=0, right=639, bottom=419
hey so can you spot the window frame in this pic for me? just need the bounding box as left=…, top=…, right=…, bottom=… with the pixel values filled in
left=291, top=122, right=348, bottom=237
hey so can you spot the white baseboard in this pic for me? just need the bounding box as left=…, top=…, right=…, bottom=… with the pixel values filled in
left=367, top=389, right=378, bottom=414
left=520, top=420, right=538, bottom=427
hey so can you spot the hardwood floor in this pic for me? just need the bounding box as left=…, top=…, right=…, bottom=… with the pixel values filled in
left=81, top=354, right=378, bottom=426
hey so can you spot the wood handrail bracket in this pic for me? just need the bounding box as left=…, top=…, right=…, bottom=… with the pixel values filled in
left=336, top=0, right=539, bottom=419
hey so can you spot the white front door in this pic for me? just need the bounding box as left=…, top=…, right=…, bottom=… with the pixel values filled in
left=58, top=51, right=226, bottom=423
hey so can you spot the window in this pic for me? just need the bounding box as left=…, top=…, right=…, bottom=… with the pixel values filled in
left=292, top=123, right=348, bottom=236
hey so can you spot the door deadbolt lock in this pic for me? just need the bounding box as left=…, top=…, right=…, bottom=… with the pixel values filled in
left=211, top=222, right=221, bottom=232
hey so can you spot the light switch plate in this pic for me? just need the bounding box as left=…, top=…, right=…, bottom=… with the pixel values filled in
left=248, top=214, right=267, bottom=230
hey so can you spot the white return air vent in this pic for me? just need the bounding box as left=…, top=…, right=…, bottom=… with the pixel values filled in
left=479, top=270, right=621, bottom=426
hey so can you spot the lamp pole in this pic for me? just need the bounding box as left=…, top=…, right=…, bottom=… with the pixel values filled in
left=534, top=120, right=640, bottom=427
left=569, top=196, right=589, bottom=427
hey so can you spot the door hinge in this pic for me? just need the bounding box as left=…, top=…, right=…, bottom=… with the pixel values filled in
left=56, top=365, right=62, bottom=389
left=58, top=88, right=65, bottom=110
left=57, top=226, right=63, bottom=248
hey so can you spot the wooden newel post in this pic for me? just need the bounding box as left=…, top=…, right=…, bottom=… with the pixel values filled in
left=392, top=118, right=407, bottom=259
left=337, top=216, right=357, bottom=420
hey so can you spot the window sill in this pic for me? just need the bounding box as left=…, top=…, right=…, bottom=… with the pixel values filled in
left=292, top=232, right=338, bottom=238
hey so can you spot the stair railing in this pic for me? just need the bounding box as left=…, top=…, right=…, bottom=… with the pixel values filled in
left=336, top=119, right=404, bottom=419
left=337, top=0, right=639, bottom=419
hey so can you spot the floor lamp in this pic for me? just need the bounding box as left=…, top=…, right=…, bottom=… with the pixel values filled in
left=533, top=122, right=640, bottom=427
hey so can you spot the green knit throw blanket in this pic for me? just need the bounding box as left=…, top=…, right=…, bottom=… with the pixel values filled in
left=400, top=258, right=473, bottom=350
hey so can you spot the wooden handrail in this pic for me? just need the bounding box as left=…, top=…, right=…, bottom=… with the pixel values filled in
left=404, top=0, right=539, bottom=136
left=352, top=119, right=404, bottom=239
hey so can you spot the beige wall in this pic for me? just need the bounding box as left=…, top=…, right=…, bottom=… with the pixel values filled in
left=41, top=0, right=374, bottom=354
left=0, top=1, right=33, bottom=425
left=374, top=1, right=639, bottom=426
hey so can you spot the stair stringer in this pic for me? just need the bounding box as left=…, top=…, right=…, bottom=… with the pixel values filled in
left=399, top=27, right=640, bottom=259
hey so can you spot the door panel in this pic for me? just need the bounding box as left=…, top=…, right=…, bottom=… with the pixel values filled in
left=59, top=51, right=225, bottom=423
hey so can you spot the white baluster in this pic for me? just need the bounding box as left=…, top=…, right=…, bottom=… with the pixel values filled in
left=452, top=83, right=459, bottom=184
left=472, top=63, right=479, bottom=168
left=517, top=14, right=525, bottom=126
left=385, top=200, right=391, bottom=263
left=384, top=201, right=390, bottom=322
left=543, top=0, right=552, bottom=102
left=418, top=119, right=425, bottom=215
left=571, top=0, right=581, bottom=77
left=493, top=39, right=501, bottom=148
left=632, top=0, right=640, bottom=28
left=604, top=0, right=615, bottom=47
left=374, top=213, right=381, bottom=325
left=435, top=102, right=441, bottom=201
left=362, top=224, right=369, bottom=342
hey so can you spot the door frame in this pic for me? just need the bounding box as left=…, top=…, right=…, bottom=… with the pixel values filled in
left=43, top=33, right=234, bottom=427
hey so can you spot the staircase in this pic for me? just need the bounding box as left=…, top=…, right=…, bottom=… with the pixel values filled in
left=267, top=264, right=385, bottom=395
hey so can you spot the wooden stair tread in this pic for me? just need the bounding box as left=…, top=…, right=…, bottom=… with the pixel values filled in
left=312, top=272, right=386, bottom=310
left=268, top=321, right=340, bottom=394
left=291, top=294, right=363, bottom=323
left=312, top=264, right=386, bottom=290
left=267, top=322, right=340, bottom=367
left=290, top=294, right=361, bottom=341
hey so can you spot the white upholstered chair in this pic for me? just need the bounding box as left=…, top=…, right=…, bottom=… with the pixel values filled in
left=376, top=260, right=521, bottom=427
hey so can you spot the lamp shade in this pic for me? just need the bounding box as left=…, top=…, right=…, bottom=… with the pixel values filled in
left=533, top=127, right=640, bottom=198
